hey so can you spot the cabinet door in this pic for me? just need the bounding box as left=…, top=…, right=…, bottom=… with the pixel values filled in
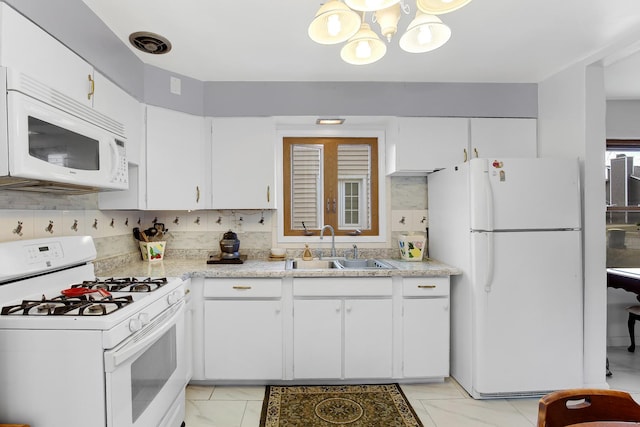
left=390, top=117, right=468, bottom=174
left=293, top=299, right=342, bottom=379
left=403, top=298, right=450, bottom=378
left=146, top=106, right=207, bottom=210
left=211, top=117, right=275, bottom=209
left=204, top=300, right=283, bottom=380
left=470, top=118, right=537, bottom=159
left=344, top=298, right=393, bottom=378
left=0, top=3, right=93, bottom=107
left=92, top=72, right=142, bottom=152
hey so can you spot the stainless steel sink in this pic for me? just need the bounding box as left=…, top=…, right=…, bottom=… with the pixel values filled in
left=286, top=258, right=395, bottom=270
left=286, top=259, right=340, bottom=270
left=335, top=258, right=396, bottom=269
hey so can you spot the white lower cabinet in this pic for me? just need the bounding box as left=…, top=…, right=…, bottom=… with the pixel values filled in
left=203, top=279, right=283, bottom=380
left=292, top=277, right=393, bottom=379
left=196, top=275, right=450, bottom=382
left=402, top=277, right=450, bottom=378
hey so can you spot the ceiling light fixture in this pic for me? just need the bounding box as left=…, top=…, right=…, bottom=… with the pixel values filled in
left=308, top=0, right=471, bottom=65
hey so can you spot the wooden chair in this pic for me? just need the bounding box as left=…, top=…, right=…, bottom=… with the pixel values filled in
left=537, top=389, right=640, bottom=427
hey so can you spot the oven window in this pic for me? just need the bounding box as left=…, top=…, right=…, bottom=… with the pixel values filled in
left=28, top=116, right=100, bottom=170
left=130, top=325, right=177, bottom=422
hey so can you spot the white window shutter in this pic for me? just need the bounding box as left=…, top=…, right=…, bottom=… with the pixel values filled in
left=291, top=144, right=322, bottom=229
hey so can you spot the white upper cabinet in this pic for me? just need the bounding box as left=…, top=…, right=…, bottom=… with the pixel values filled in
left=146, top=106, right=209, bottom=210
left=92, top=72, right=143, bottom=161
left=387, top=117, right=469, bottom=175
left=387, top=117, right=537, bottom=175
left=210, top=117, right=275, bottom=209
left=469, top=118, right=537, bottom=160
left=0, top=3, right=93, bottom=107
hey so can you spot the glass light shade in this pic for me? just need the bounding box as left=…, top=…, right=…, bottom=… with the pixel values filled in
left=345, top=0, right=401, bottom=12
left=308, top=0, right=362, bottom=44
left=374, top=3, right=401, bottom=42
left=340, top=23, right=387, bottom=65
left=399, top=12, right=451, bottom=53
left=416, top=0, right=472, bottom=15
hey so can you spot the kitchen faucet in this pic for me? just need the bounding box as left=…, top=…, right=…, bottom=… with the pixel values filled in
left=320, top=224, right=336, bottom=257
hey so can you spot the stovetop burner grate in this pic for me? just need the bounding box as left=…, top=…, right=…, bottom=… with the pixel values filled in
left=1, top=294, right=134, bottom=316
left=72, top=277, right=169, bottom=293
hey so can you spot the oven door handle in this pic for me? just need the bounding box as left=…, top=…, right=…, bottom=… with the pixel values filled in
left=105, top=301, right=185, bottom=372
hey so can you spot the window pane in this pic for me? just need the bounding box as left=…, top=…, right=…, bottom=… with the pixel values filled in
left=338, top=145, right=370, bottom=230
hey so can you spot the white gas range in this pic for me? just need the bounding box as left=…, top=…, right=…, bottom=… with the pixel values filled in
left=0, top=236, right=188, bottom=427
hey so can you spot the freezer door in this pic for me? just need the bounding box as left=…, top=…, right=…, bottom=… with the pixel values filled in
left=470, top=158, right=581, bottom=231
left=470, top=229, right=583, bottom=397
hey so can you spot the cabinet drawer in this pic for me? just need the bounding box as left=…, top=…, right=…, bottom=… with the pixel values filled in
left=402, top=277, right=449, bottom=297
left=204, top=278, right=282, bottom=298
left=294, top=277, right=392, bottom=297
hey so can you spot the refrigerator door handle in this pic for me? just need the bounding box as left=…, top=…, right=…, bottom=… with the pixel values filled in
left=484, top=232, right=495, bottom=293
left=484, top=171, right=495, bottom=292
left=484, top=169, right=495, bottom=232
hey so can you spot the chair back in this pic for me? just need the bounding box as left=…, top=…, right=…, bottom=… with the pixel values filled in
left=538, top=389, right=640, bottom=427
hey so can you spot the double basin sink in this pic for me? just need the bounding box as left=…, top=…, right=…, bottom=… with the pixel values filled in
left=286, top=258, right=396, bottom=270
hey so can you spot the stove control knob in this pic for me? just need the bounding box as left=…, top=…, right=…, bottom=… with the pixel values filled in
left=139, top=312, right=150, bottom=326
left=129, top=317, right=143, bottom=332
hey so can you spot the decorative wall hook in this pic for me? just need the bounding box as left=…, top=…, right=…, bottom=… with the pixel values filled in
left=93, top=219, right=98, bottom=229
left=399, top=216, right=406, bottom=224
left=173, top=216, right=180, bottom=225
left=110, top=218, right=115, bottom=228
left=194, top=216, right=201, bottom=225
left=13, top=221, right=23, bottom=236
left=45, top=220, right=54, bottom=234
left=71, top=219, right=78, bottom=232
left=125, top=218, right=129, bottom=227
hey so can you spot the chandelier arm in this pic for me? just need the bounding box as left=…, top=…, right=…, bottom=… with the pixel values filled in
left=400, top=0, right=410, bottom=15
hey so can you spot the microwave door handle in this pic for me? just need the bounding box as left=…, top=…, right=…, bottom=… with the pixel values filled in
left=105, top=301, right=185, bottom=372
left=107, top=139, right=119, bottom=180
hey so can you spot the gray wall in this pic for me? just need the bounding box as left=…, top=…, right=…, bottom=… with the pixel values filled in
left=4, top=0, right=538, bottom=119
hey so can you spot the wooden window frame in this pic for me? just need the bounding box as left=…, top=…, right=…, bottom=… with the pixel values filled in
left=283, top=136, right=379, bottom=237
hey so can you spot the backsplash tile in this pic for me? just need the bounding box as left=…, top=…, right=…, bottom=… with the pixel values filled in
left=0, top=176, right=428, bottom=263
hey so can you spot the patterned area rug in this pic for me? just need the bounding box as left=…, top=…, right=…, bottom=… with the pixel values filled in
left=259, top=384, right=423, bottom=426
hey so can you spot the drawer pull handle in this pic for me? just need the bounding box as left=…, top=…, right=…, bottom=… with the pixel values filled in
left=232, top=285, right=252, bottom=290
left=418, top=285, right=437, bottom=289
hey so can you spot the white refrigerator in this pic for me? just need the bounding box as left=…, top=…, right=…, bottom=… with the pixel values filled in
left=428, top=158, right=583, bottom=399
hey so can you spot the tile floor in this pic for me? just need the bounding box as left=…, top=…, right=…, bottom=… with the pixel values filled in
left=184, top=346, right=640, bottom=427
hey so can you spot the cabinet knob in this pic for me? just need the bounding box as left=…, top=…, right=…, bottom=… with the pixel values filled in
left=196, top=186, right=201, bottom=203
left=463, top=148, right=468, bottom=162
left=346, top=306, right=352, bottom=312
left=267, top=185, right=270, bottom=203
left=232, top=285, right=252, bottom=290
left=418, top=285, right=436, bottom=289
left=473, top=148, right=479, bottom=158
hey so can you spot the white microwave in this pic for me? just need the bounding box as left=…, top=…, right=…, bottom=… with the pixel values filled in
left=0, top=67, right=128, bottom=193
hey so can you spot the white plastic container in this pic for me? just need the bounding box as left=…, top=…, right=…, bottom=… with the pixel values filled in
left=398, top=235, right=426, bottom=261
left=139, top=241, right=166, bottom=262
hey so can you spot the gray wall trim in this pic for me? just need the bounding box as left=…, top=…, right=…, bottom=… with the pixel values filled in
left=144, top=65, right=205, bottom=116
left=203, top=81, right=538, bottom=118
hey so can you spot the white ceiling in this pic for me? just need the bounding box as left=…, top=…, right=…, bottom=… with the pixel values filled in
left=82, top=0, right=640, bottom=97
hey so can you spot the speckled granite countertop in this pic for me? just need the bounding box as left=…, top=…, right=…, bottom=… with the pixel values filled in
left=96, top=258, right=461, bottom=279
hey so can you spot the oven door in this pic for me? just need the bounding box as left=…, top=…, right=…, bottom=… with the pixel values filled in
left=104, top=300, right=186, bottom=427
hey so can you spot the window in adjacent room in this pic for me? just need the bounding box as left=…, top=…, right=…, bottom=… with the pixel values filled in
left=283, top=137, right=379, bottom=237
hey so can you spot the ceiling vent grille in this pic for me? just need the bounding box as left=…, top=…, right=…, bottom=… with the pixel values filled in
left=128, top=32, right=172, bottom=54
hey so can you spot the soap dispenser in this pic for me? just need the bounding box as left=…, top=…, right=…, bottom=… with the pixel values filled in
left=302, top=244, right=313, bottom=261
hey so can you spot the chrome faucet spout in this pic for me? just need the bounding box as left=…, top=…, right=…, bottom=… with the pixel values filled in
left=320, top=224, right=336, bottom=257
